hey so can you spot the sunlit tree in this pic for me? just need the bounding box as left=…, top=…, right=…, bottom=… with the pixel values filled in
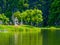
left=22, top=9, right=43, bottom=26
left=0, top=13, right=9, bottom=24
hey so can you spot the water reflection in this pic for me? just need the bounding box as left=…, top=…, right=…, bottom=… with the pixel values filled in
left=0, top=30, right=42, bottom=45
left=0, top=29, right=60, bottom=45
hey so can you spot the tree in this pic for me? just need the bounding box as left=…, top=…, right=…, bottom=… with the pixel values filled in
left=22, top=9, right=43, bottom=26
left=48, top=0, right=60, bottom=26
left=0, top=13, right=9, bottom=24
left=0, top=7, right=2, bottom=13
left=32, top=9, right=43, bottom=26
left=13, top=11, right=24, bottom=25
left=17, top=0, right=29, bottom=11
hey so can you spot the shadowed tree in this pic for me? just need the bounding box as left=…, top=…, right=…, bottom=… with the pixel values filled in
left=48, top=0, right=60, bottom=26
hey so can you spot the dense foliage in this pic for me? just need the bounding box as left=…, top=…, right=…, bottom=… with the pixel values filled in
left=13, top=9, right=43, bottom=26
left=0, top=13, right=9, bottom=24
left=48, top=0, right=60, bottom=26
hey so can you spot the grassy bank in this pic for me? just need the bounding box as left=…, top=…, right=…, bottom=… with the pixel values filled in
left=0, top=25, right=60, bottom=32
left=0, top=25, right=41, bottom=32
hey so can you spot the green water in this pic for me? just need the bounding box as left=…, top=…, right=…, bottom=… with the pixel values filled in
left=0, top=29, right=60, bottom=45
left=0, top=31, right=42, bottom=45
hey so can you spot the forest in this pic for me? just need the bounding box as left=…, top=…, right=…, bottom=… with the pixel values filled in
left=0, top=0, right=60, bottom=27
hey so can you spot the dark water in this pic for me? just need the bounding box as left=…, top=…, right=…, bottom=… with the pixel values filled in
left=0, top=29, right=60, bottom=45
left=43, top=29, right=60, bottom=45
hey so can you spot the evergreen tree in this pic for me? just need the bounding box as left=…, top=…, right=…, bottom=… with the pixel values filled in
left=48, top=0, right=60, bottom=26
